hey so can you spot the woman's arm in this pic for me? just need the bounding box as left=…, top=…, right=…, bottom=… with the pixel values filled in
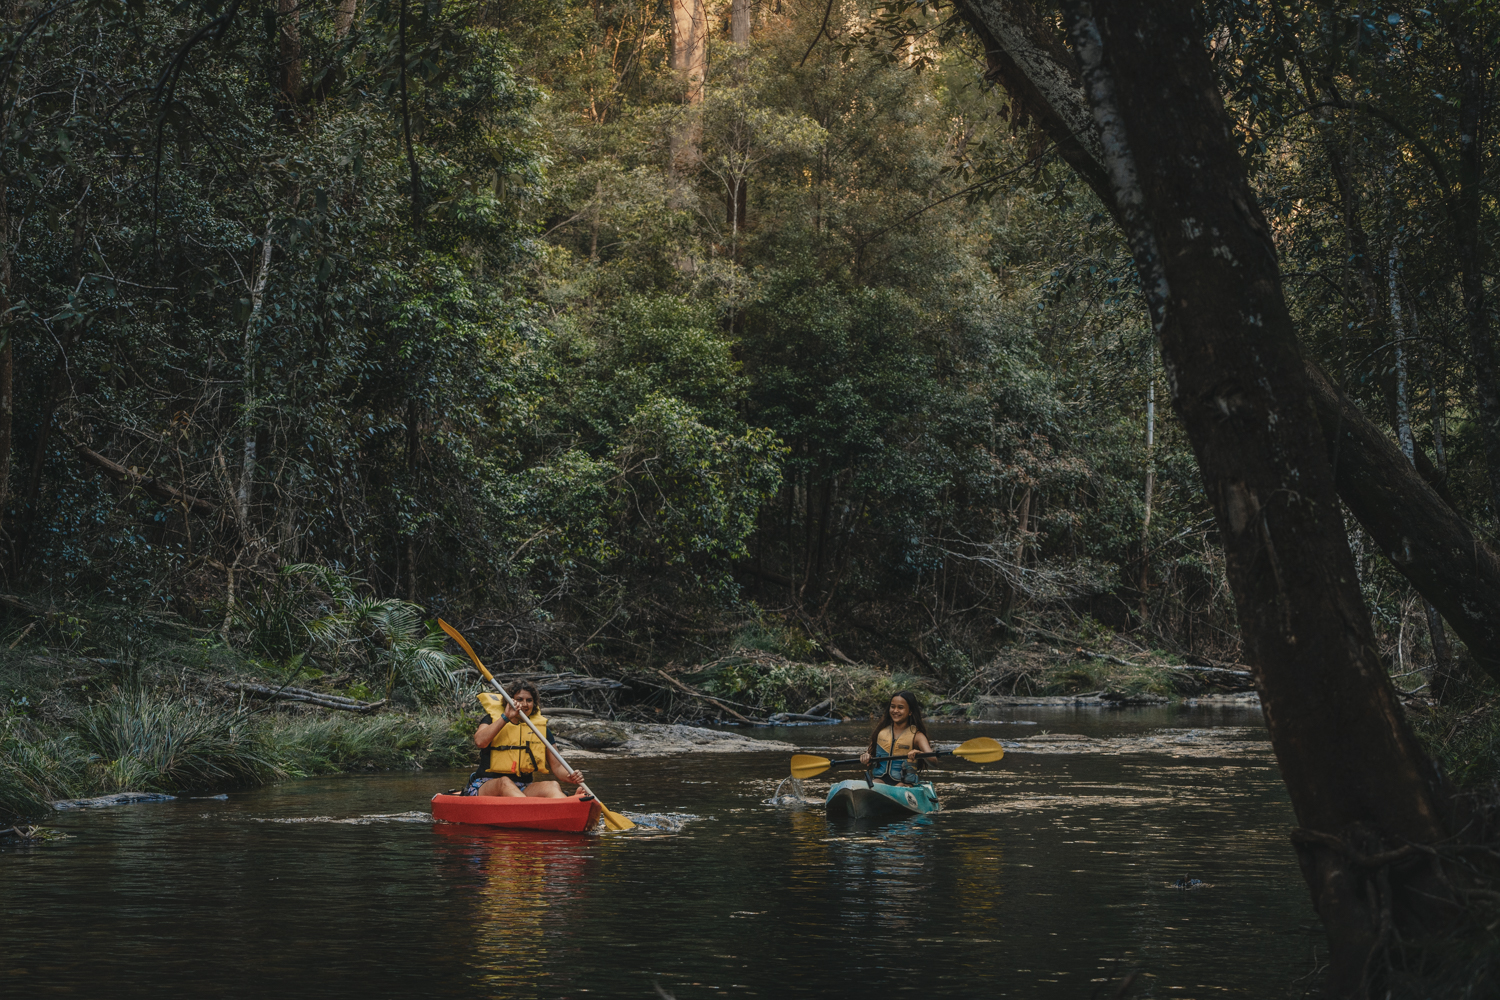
left=908, top=732, right=933, bottom=760
left=546, top=745, right=584, bottom=784
left=473, top=716, right=506, bottom=748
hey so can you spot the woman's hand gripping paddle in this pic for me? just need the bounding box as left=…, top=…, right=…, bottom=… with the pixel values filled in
left=789, top=737, right=1005, bottom=779
left=438, top=619, right=636, bottom=832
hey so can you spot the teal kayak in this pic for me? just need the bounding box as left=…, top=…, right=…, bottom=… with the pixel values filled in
left=825, top=778, right=941, bottom=820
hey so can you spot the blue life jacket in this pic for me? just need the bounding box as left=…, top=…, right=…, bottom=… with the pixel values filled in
left=871, top=748, right=920, bottom=783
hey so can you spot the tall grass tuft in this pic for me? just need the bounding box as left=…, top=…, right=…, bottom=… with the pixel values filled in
left=0, top=717, right=80, bottom=821
left=73, top=691, right=283, bottom=793
left=270, top=713, right=473, bottom=776
left=3, top=691, right=473, bottom=823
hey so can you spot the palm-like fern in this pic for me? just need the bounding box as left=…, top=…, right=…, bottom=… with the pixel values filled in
left=246, top=564, right=466, bottom=705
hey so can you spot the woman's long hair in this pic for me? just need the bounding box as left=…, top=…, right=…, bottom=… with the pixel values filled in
left=866, top=690, right=929, bottom=767
left=498, top=680, right=541, bottom=719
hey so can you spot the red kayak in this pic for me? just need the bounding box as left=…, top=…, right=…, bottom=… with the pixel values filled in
left=430, top=792, right=602, bottom=833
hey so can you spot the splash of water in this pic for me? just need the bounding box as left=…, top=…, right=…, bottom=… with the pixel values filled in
left=615, top=811, right=702, bottom=833
left=765, top=776, right=820, bottom=808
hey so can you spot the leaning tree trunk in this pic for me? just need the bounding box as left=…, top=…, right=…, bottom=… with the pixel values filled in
left=950, top=0, right=1500, bottom=689
left=1061, top=3, right=1459, bottom=992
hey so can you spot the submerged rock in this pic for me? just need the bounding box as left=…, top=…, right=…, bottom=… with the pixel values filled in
left=52, top=792, right=177, bottom=811
left=1100, top=690, right=1169, bottom=705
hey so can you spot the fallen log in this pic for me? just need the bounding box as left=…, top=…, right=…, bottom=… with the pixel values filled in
left=74, top=443, right=215, bottom=511
left=225, top=681, right=385, bottom=713
left=449, top=667, right=627, bottom=694
left=537, top=676, right=627, bottom=694
left=0, top=593, right=48, bottom=617
left=53, top=792, right=177, bottom=810
left=1172, top=665, right=1253, bottom=679
left=654, top=670, right=758, bottom=725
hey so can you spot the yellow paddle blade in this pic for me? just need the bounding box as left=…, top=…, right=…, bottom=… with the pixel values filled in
left=600, top=804, right=636, bottom=831
left=790, top=753, right=833, bottom=779
left=951, top=737, right=1005, bottom=763
left=439, top=619, right=495, bottom=681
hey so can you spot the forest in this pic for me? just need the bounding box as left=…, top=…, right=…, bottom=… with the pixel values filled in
left=0, top=0, right=1496, bottom=994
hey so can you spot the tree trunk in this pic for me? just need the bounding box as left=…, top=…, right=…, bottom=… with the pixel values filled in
left=670, top=0, right=707, bottom=173
left=334, top=0, right=358, bottom=39
left=958, top=0, right=1112, bottom=205
left=276, top=0, right=301, bottom=112
left=1306, top=361, right=1500, bottom=684
left=726, top=177, right=747, bottom=244
left=26, top=211, right=87, bottom=534
left=1062, top=3, right=1458, bottom=991
left=950, top=0, right=1500, bottom=689
left=239, top=228, right=273, bottom=537
left=398, top=0, right=423, bottom=229
left=405, top=397, right=420, bottom=600
left=1140, top=354, right=1154, bottom=602
left=1388, top=244, right=1451, bottom=688
left=1444, top=14, right=1500, bottom=518
left=0, top=177, right=13, bottom=549
left=730, top=0, right=750, bottom=45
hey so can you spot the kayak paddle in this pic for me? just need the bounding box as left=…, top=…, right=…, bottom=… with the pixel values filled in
left=789, top=736, right=1005, bottom=779
left=438, top=619, right=636, bottom=832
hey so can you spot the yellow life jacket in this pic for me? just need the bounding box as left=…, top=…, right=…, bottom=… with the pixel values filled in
left=871, top=724, right=919, bottom=779
left=477, top=692, right=550, bottom=776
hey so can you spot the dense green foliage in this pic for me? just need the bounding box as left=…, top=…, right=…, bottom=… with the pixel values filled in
left=0, top=0, right=1495, bottom=753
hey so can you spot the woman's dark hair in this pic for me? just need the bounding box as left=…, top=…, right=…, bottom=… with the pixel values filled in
left=866, top=690, right=929, bottom=766
left=508, top=681, right=542, bottom=715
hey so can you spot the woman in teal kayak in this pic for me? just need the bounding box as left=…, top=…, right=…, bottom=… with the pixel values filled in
left=465, top=681, right=584, bottom=798
left=859, top=690, right=934, bottom=785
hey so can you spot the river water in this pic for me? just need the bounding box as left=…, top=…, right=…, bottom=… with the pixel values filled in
left=3, top=705, right=1318, bottom=997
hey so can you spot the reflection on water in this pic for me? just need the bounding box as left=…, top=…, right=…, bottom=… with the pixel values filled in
left=434, top=826, right=591, bottom=991
left=2, top=705, right=1318, bottom=997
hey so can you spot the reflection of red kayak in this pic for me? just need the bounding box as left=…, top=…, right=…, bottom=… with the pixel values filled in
left=430, top=792, right=602, bottom=833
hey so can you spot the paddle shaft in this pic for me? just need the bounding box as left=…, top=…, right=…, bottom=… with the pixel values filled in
left=821, top=748, right=957, bottom=771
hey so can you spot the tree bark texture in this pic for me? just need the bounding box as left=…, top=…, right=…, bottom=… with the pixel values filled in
left=950, top=0, right=1500, bottom=690
left=1062, top=3, right=1457, bottom=990
left=276, top=0, right=301, bottom=110
left=0, top=178, right=12, bottom=546
left=398, top=0, right=423, bottom=228
left=671, top=0, right=707, bottom=96
left=239, top=228, right=273, bottom=537
left=730, top=0, right=751, bottom=45
left=1444, top=12, right=1500, bottom=518
left=1305, top=361, right=1500, bottom=683
left=334, top=0, right=359, bottom=39
left=956, top=0, right=1111, bottom=204
left=670, top=0, right=707, bottom=172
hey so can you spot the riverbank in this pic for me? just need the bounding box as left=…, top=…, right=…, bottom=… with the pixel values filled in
left=3, top=628, right=1491, bottom=831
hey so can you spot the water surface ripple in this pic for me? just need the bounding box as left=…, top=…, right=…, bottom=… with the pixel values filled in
left=2, top=705, right=1317, bottom=997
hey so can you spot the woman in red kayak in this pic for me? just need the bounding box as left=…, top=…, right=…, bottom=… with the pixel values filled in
left=859, top=690, right=934, bottom=785
left=465, top=681, right=585, bottom=798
